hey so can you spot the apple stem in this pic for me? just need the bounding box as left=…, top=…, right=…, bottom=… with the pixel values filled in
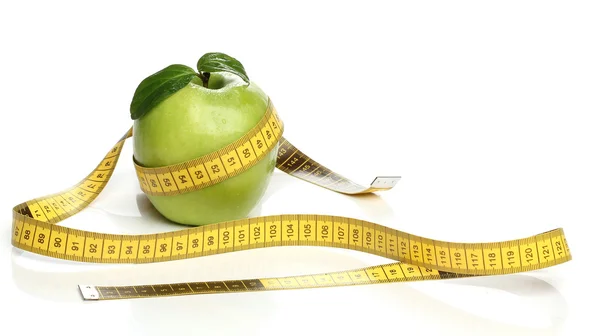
left=197, top=72, right=210, bottom=88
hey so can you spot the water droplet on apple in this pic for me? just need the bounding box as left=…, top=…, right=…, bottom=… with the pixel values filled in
left=222, top=119, right=227, bottom=124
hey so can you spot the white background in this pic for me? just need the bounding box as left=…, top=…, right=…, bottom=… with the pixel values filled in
left=1, top=1, right=598, bottom=335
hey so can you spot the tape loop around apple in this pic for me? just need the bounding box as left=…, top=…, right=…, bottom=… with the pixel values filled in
left=132, top=99, right=401, bottom=196
left=10, top=98, right=571, bottom=300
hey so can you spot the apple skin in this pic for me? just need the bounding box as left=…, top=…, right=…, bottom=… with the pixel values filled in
left=132, top=72, right=278, bottom=226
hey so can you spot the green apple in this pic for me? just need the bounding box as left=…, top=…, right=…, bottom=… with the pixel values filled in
left=130, top=53, right=278, bottom=226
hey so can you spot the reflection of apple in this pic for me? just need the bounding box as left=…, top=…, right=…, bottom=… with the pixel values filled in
left=130, top=53, right=277, bottom=226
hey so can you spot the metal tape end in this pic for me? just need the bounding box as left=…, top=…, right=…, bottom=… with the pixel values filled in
left=370, top=176, right=401, bottom=189
left=79, top=285, right=100, bottom=300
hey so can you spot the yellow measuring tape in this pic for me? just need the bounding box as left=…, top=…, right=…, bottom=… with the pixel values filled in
left=11, top=99, right=571, bottom=301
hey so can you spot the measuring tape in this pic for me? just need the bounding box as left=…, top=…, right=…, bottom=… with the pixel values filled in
left=11, top=98, right=571, bottom=301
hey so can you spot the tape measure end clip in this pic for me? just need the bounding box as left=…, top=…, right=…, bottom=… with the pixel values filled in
left=370, top=176, right=401, bottom=189
left=79, top=285, right=100, bottom=301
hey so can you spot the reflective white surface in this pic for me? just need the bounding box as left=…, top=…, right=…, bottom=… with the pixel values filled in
left=3, top=168, right=587, bottom=336
left=1, top=1, right=599, bottom=335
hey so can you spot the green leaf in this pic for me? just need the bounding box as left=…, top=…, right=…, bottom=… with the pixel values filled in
left=196, top=52, right=249, bottom=84
left=130, top=64, right=197, bottom=120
